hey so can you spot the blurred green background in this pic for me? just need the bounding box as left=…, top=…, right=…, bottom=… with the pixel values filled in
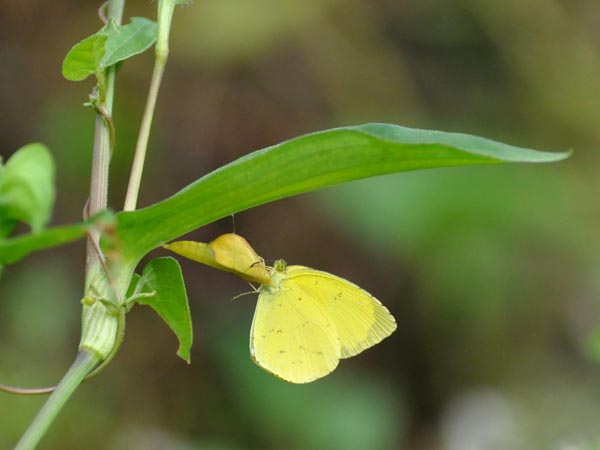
left=2, top=0, right=600, bottom=449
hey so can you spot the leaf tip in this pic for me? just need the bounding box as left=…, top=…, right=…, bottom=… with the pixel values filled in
left=177, top=350, right=192, bottom=365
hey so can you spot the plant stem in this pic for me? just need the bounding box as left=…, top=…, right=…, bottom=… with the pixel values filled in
left=123, top=56, right=166, bottom=211
left=123, top=0, right=178, bottom=212
left=13, top=350, right=101, bottom=450
left=13, top=2, right=126, bottom=449
left=86, top=0, right=122, bottom=275
left=107, top=0, right=125, bottom=24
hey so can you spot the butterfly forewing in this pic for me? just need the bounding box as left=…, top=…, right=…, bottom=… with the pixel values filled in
left=285, top=266, right=397, bottom=358
left=251, top=280, right=340, bottom=383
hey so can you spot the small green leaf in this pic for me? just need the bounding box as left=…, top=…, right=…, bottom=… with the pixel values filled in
left=63, top=18, right=157, bottom=83
left=136, top=257, right=192, bottom=363
left=101, top=17, right=158, bottom=68
left=0, top=210, right=114, bottom=265
left=62, top=31, right=108, bottom=81
left=115, top=123, right=570, bottom=269
left=0, top=143, right=55, bottom=233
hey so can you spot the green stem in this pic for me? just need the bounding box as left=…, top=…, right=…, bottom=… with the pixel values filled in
left=85, top=3, right=121, bottom=275
left=13, top=1, right=126, bottom=448
left=13, top=350, right=101, bottom=450
left=107, top=0, right=125, bottom=24
left=123, top=0, right=178, bottom=212
left=123, top=56, right=167, bottom=211
left=81, top=0, right=125, bottom=365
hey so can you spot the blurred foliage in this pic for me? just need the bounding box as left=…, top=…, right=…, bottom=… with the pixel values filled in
left=2, top=0, right=600, bottom=449
left=0, top=143, right=55, bottom=236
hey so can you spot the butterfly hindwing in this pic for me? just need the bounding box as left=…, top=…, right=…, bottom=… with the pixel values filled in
left=284, top=266, right=397, bottom=358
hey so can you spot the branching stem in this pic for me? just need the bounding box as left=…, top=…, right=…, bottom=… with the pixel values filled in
left=12, top=1, right=126, bottom=448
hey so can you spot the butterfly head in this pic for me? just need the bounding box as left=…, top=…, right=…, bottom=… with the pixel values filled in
left=261, top=259, right=288, bottom=291
left=272, top=259, right=288, bottom=273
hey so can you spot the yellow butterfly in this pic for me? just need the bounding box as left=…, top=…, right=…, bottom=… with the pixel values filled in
left=165, top=234, right=396, bottom=383
left=251, top=259, right=396, bottom=383
left=163, top=233, right=272, bottom=285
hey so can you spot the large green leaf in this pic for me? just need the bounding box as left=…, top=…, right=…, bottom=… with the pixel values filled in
left=0, top=143, right=55, bottom=234
left=117, top=123, right=570, bottom=268
left=134, top=257, right=192, bottom=363
left=0, top=210, right=114, bottom=265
